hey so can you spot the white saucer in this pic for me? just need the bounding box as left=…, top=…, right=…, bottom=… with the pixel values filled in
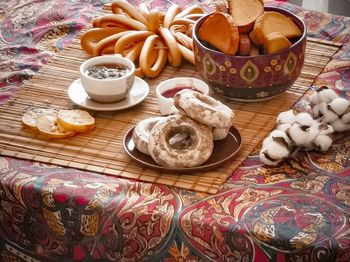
left=67, top=77, right=149, bottom=111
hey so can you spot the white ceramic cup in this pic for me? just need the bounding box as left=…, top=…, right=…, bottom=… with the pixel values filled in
left=156, top=77, right=210, bottom=115
left=80, top=55, right=135, bottom=103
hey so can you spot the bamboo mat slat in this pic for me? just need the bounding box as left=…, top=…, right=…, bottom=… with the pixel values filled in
left=0, top=36, right=340, bottom=194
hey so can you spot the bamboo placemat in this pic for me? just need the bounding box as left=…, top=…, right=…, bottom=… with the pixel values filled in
left=0, top=37, right=340, bottom=194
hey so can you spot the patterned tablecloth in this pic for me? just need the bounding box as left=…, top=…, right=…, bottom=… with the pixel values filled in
left=0, top=0, right=349, bottom=261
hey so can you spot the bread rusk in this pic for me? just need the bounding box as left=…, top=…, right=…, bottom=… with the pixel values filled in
left=227, top=0, right=264, bottom=33
left=251, top=11, right=302, bottom=46
left=249, top=29, right=261, bottom=47
left=264, top=32, right=292, bottom=54
left=198, top=12, right=239, bottom=55
left=249, top=44, right=260, bottom=56
left=238, top=34, right=251, bottom=56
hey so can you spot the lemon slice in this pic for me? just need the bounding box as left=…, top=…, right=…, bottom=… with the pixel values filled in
left=36, top=114, right=76, bottom=139
left=57, top=110, right=95, bottom=132
left=22, top=108, right=58, bottom=130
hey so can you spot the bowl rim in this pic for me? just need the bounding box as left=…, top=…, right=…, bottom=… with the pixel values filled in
left=155, top=77, right=210, bottom=99
left=192, top=6, right=307, bottom=59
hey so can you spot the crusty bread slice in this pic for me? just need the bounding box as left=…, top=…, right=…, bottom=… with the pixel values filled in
left=264, top=32, right=292, bottom=54
left=227, top=0, right=264, bottom=33
left=252, top=11, right=302, bottom=46
left=198, top=12, right=239, bottom=55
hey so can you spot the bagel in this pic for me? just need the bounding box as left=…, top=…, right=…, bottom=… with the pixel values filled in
left=212, top=127, right=230, bottom=141
left=132, top=117, right=165, bottom=155
left=148, top=115, right=213, bottom=168
left=174, top=90, right=234, bottom=129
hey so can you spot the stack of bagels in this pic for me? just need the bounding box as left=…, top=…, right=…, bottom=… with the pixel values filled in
left=80, top=0, right=206, bottom=78
left=132, top=90, right=234, bottom=168
left=198, top=0, right=302, bottom=55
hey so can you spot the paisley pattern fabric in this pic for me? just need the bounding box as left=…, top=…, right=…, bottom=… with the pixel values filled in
left=0, top=1, right=349, bottom=261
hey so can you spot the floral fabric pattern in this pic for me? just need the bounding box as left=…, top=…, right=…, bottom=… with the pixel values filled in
left=0, top=1, right=349, bottom=261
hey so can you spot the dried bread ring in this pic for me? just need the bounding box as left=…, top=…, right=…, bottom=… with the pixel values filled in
left=174, top=90, right=234, bottom=129
left=148, top=8, right=162, bottom=33
left=111, top=0, right=148, bottom=25
left=123, top=41, right=145, bottom=77
left=148, top=115, right=214, bottom=168
left=170, top=25, right=193, bottom=49
left=81, top=28, right=126, bottom=55
left=159, top=27, right=182, bottom=67
left=163, top=4, right=181, bottom=28
left=138, top=3, right=150, bottom=20
left=93, top=14, right=148, bottom=31
left=114, top=31, right=154, bottom=54
left=100, top=45, right=115, bottom=55
left=177, top=44, right=195, bottom=65
left=183, top=14, right=204, bottom=21
left=123, top=41, right=144, bottom=61
left=132, top=116, right=165, bottom=155
left=92, top=31, right=130, bottom=56
left=140, top=35, right=168, bottom=78
left=169, top=18, right=195, bottom=29
left=174, top=5, right=204, bottom=19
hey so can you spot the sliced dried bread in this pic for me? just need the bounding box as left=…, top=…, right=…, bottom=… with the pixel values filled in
left=228, top=0, right=264, bottom=33
left=264, top=32, right=292, bottom=54
left=198, top=12, right=239, bottom=55
left=251, top=11, right=302, bottom=46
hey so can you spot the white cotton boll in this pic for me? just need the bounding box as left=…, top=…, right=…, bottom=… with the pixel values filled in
left=289, top=123, right=308, bottom=146
left=318, top=89, right=339, bottom=103
left=313, top=135, right=333, bottom=151
left=317, top=122, right=334, bottom=135
left=328, top=97, right=350, bottom=115
left=277, top=123, right=291, bottom=132
left=259, top=148, right=283, bottom=166
left=288, top=123, right=319, bottom=146
left=262, top=130, right=293, bottom=149
left=309, top=92, right=321, bottom=105
left=304, top=125, right=322, bottom=149
left=319, top=102, right=338, bottom=123
left=262, top=135, right=273, bottom=148
left=295, top=112, right=315, bottom=126
left=266, top=140, right=290, bottom=159
left=318, top=101, right=328, bottom=115
left=331, top=119, right=350, bottom=132
left=322, top=109, right=339, bottom=123
left=341, top=111, right=350, bottom=124
left=277, top=109, right=296, bottom=125
left=271, top=129, right=293, bottom=146
left=312, top=103, right=323, bottom=118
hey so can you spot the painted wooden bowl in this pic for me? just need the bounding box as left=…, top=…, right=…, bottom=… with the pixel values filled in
left=192, top=7, right=307, bottom=101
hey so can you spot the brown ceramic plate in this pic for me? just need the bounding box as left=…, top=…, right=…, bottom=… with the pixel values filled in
left=123, top=126, right=242, bottom=173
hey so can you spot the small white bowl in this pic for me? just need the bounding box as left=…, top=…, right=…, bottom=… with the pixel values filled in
left=80, top=55, right=135, bottom=103
left=156, top=77, right=210, bottom=115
